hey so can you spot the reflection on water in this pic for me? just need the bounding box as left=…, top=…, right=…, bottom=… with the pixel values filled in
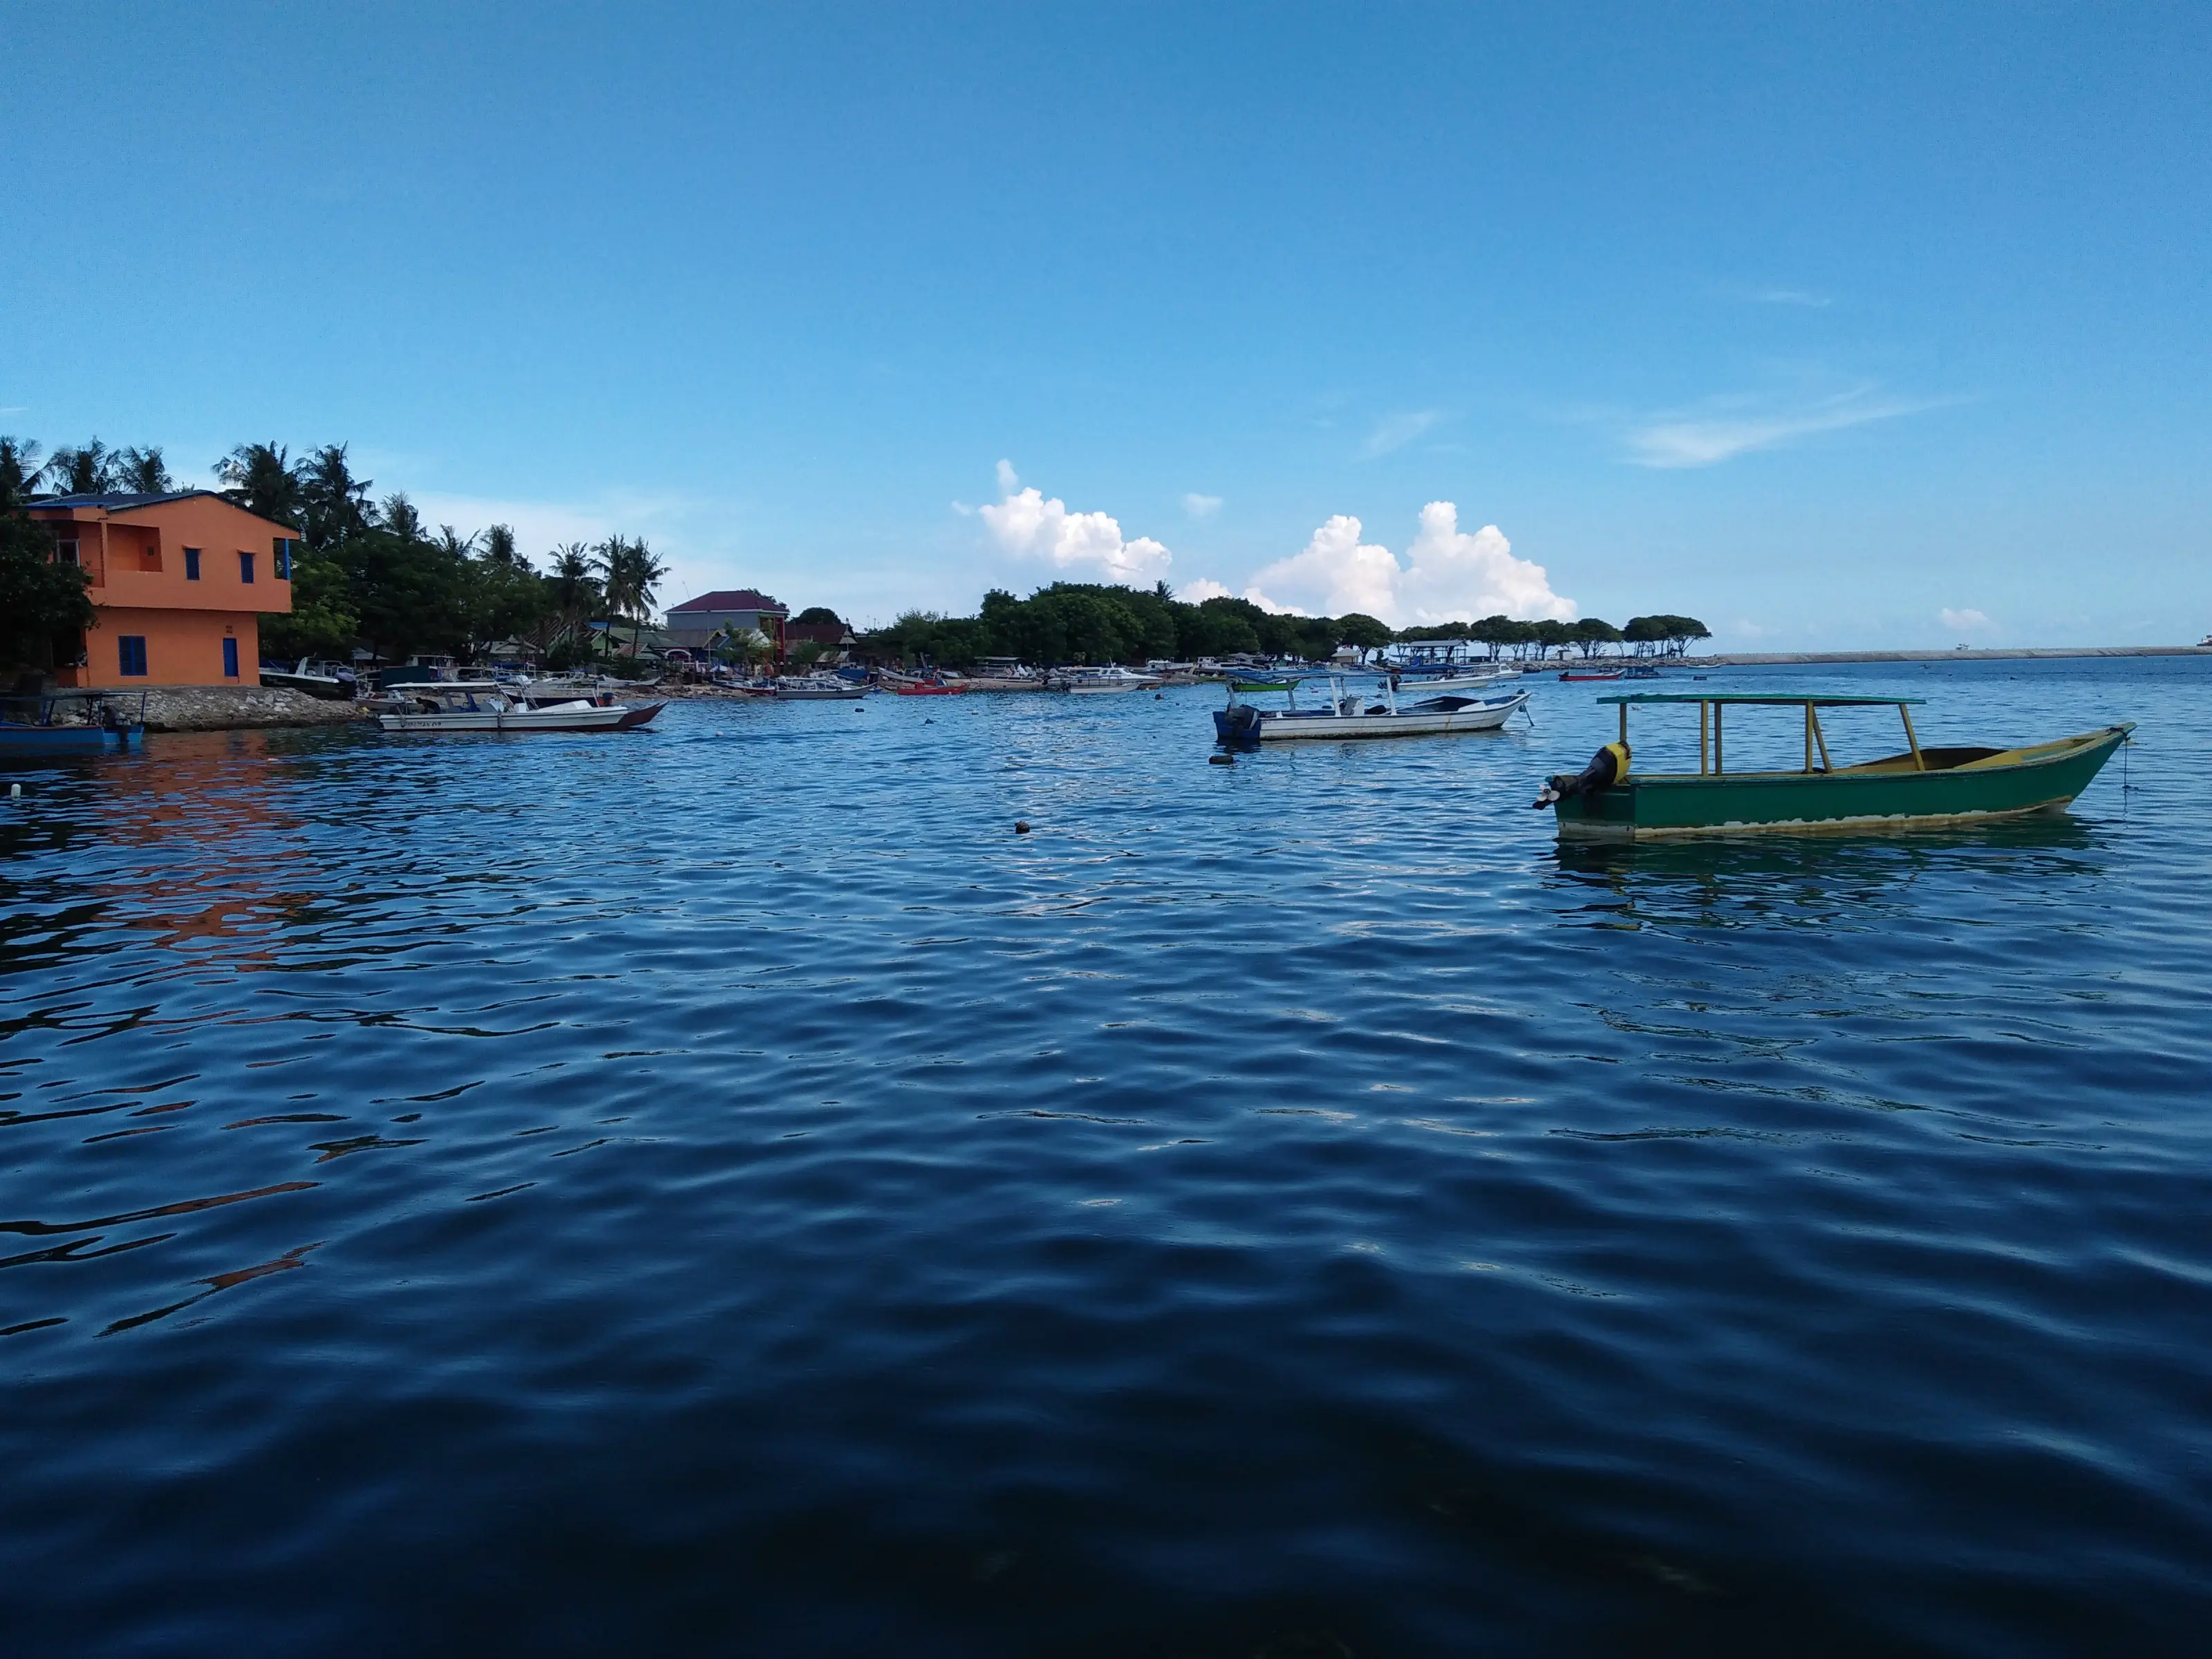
left=2, top=664, right=2210, bottom=1656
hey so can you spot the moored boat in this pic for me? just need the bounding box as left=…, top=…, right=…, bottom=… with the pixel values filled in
left=259, top=657, right=358, bottom=700
left=1215, top=673, right=1530, bottom=743
left=774, top=674, right=868, bottom=700
left=1559, top=667, right=1624, bottom=682
left=1537, top=691, right=2133, bottom=841
left=0, top=688, right=148, bottom=755
left=1056, top=666, right=1162, bottom=694
left=377, top=686, right=664, bottom=733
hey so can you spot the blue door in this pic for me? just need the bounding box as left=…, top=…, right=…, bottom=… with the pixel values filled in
left=223, top=639, right=239, bottom=678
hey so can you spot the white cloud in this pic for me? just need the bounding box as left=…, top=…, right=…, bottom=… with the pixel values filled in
left=1627, top=385, right=1946, bottom=468
left=1179, top=577, right=1234, bottom=602
left=1182, top=492, right=1222, bottom=519
left=1358, top=410, right=1442, bottom=460
left=1241, top=503, right=1574, bottom=627
left=1940, top=607, right=1994, bottom=632
left=978, top=462, right=1173, bottom=585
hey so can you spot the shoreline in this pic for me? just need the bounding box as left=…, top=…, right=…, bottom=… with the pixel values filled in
left=1680, top=645, right=2211, bottom=668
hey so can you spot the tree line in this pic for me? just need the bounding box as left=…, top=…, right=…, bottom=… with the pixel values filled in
left=864, top=584, right=1709, bottom=668
left=0, top=434, right=668, bottom=671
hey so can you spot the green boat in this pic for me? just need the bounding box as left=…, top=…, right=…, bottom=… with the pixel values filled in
left=1538, top=693, right=2133, bottom=842
left=1228, top=675, right=1296, bottom=693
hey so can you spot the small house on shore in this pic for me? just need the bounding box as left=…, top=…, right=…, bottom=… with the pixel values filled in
left=29, top=491, right=296, bottom=688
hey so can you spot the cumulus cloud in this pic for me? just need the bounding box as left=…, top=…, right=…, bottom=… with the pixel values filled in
left=1182, top=492, right=1222, bottom=519
left=1241, top=503, right=1574, bottom=628
left=1179, top=577, right=1234, bottom=602
left=1940, top=607, right=1994, bottom=632
left=1358, top=410, right=1442, bottom=460
left=978, top=460, right=1173, bottom=585
left=1627, top=385, right=1947, bottom=468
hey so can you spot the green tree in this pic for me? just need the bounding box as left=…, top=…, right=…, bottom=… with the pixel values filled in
left=45, top=439, right=115, bottom=496
left=1572, top=618, right=1622, bottom=659
left=1532, top=619, right=1575, bottom=660
left=112, top=446, right=174, bottom=494
left=259, top=548, right=360, bottom=662
left=793, top=605, right=842, bottom=625
left=1335, top=612, right=1392, bottom=655
left=299, top=446, right=374, bottom=548
left=216, top=442, right=304, bottom=529
left=0, top=448, right=94, bottom=671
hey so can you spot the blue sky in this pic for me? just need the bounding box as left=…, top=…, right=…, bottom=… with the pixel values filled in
left=5, top=3, right=2208, bottom=645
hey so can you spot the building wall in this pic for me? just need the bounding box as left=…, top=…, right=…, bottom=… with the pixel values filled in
left=33, top=495, right=294, bottom=688
left=78, top=606, right=261, bottom=689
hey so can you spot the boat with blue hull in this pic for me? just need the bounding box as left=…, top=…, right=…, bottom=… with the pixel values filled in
left=0, top=689, right=148, bottom=756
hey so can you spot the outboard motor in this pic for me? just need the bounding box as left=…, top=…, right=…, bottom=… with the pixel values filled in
left=1533, top=741, right=1629, bottom=807
left=1218, top=702, right=1263, bottom=742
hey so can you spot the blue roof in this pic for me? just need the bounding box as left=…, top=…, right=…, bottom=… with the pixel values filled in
left=32, top=489, right=213, bottom=509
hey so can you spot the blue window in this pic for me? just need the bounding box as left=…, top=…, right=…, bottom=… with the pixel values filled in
left=185, top=546, right=201, bottom=580
left=119, top=636, right=148, bottom=677
left=238, top=550, right=256, bottom=584
left=223, top=639, right=239, bottom=678
left=274, top=538, right=295, bottom=579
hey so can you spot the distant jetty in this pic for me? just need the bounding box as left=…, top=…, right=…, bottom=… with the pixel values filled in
left=1682, top=646, right=2211, bottom=667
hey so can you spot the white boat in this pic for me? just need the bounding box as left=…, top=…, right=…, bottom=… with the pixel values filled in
left=773, top=675, right=867, bottom=700
left=377, top=686, right=665, bottom=733
left=1214, top=673, right=1530, bottom=742
left=1390, top=667, right=1506, bottom=695
left=259, top=657, right=358, bottom=700
left=1054, top=666, right=1163, bottom=694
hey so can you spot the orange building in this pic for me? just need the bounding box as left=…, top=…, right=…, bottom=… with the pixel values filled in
left=28, top=491, right=296, bottom=688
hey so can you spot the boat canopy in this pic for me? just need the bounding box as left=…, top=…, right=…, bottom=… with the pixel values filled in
left=1597, top=691, right=1933, bottom=774
left=1595, top=692, right=1924, bottom=706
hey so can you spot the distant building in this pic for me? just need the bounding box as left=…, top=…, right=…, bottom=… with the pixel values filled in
left=28, top=491, right=297, bottom=688
left=785, top=619, right=855, bottom=664
left=664, top=590, right=788, bottom=653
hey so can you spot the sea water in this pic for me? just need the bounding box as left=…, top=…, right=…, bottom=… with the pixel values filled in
left=2, top=657, right=2206, bottom=1656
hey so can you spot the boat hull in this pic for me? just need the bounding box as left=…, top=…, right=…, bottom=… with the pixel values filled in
left=0, top=724, right=138, bottom=755
left=1553, top=724, right=2131, bottom=841
left=1217, top=692, right=1529, bottom=742
left=377, top=700, right=665, bottom=733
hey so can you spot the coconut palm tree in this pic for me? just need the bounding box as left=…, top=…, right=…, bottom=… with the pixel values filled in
left=112, top=446, right=174, bottom=494
left=45, top=440, right=115, bottom=496
left=298, top=445, right=373, bottom=548
left=215, top=442, right=304, bottom=528
left=591, top=535, right=668, bottom=656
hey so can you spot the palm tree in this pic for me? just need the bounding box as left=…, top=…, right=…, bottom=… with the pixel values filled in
left=435, top=525, right=480, bottom=560
left=380, top=492, right=425, bottom=542
left=46, top=440, right=114, bottom=496
left=215, top=442, right=303, bottom=528
left=482, top=523, right=525, bottom=569
left=590, top=535, right=668, bottom=656
left=0, top=438, right=44, bottom=507
left=298, top=444, right=373, bottom=547
left=111, top=446, right=174, bottom=494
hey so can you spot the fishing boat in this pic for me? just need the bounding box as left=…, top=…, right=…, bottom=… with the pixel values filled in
left=1215, top=673, right=1530, bottom=743
left=376, top=686, right=664, bottom=733
left=1228, top=674, right=1295, bottom=693
left=1559, top=667, right=1625, bottom=682
left=0, top=688, right=148, bottom=755
left=774, top=674, right=868, bottom=700
left=1536, top=692, right=2133, bottom=841
left=1055, top=666, right=1162, bottom=694
left=879, top=668, right=968, bottom=695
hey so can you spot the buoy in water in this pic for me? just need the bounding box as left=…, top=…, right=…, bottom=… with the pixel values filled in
left=1015, top=821, right=1031, bottom=834
left=1207, top=753, right=1234, bottom=766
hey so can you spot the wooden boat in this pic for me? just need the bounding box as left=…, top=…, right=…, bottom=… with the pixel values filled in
left=1228, top=675, right=1295, bottom=693
left=1538, top=692, right=2132, bottom=841
left=1389, top=667, right=1506, bottom=695
left=377, top=686, right=664, bottom=733
left=1216, top=673, right=1530, bottom=743
left=1559, top=667, right=1624, bottom=682
left=0, top=688, right=147, bottom=755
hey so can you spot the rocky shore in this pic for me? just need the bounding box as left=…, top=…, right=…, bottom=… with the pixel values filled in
left=135, top=686, right=373, bottom=732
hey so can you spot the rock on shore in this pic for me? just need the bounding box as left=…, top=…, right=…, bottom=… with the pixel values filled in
left=136, top=686, right=372, bottom=732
